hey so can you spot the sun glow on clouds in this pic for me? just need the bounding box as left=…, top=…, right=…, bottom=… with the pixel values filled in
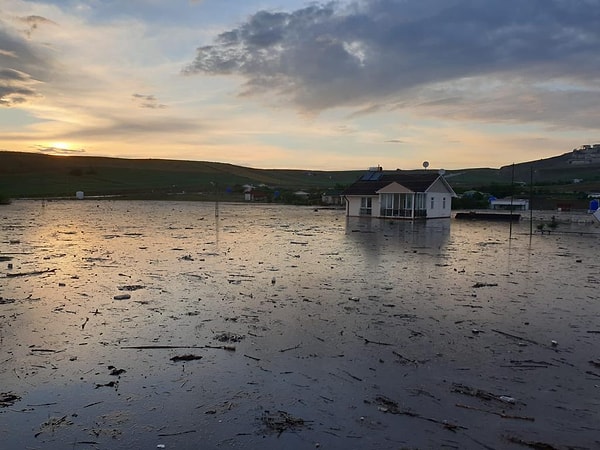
left=52, top=142, right=69, bottom=150
left=35, top=142, right=85, bottom=156
left=1, top=0, right=599, bottom=170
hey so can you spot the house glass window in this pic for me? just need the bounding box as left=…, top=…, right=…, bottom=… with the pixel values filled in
left=430, top=196, right=435, bottom=209
left=442, top=196, right=446, bottom=209
left=416, top=193, right=426, bottom=210
left=380, top=193, right=396, bottom=216
left=360, top=197, right=372, bottom=215
left=380, top=193, right=416, bottom=217
left=411, top=193, right=426, bottom=217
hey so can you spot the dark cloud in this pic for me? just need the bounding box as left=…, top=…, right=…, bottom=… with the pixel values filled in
left=0, top=17, right=57, bottom=106
left=184, top=0, right=600, bottom=122
left=0, top=68, right=32, bottom=82
left=132, top=93, right=167, bottom=109
left=59, top=116, right=203, bottom=141
left=34, top=145, right=86, bottom=155
left=19, top=15, right=57, bottom=38
left=0, top=19, right=55, bottom=77
left=0, top=68, right=41, bottom=106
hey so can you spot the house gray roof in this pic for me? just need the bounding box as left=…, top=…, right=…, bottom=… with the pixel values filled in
left=342, top=171, right=444, bottom=196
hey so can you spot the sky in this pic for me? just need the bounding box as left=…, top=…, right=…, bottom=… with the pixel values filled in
left=1, top=0, right=599, bottom=171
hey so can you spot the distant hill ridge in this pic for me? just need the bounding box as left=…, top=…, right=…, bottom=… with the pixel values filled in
left=0, top=150, right=364, bottom=198
left=1, top=148, right=599, bottom=199
left=499, top=144, right=600, bottom=183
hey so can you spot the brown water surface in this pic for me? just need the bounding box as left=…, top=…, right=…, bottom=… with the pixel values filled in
left=1, top=200, right=599, bottom=449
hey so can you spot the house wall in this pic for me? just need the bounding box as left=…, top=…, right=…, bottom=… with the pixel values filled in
left=428, top=177, right=453, bottom=194
left=346, top=176, right=455, bottom=219
left=426, top=193, right=452, bottom=218
left=348, top=193, right=453, bottom=218
left=346, top=195, right=379, bottom=217
left=426, top=177, right=454, bottom=218
left=490, top=199, right=529, bottom=210
left=377, top=182, right=412, bottom=194
left=346, top=196, right=360, bottom=216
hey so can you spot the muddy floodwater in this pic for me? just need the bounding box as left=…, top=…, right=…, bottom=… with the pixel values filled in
left=1, top=200, right=599, bottom=449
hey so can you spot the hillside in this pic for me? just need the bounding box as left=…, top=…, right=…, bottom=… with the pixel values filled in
left=1, top=150, right=599, bottom=207
left=0, top=151, right=363, bottom=199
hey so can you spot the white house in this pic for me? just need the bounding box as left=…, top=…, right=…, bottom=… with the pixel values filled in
left=343, top=168, right=456, bottom=219
left=490, top=198, right=529, bottom=211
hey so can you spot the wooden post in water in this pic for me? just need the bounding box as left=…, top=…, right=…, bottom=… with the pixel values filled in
left=211, top=181, right=219, bottom=217
left=529, top=165, right=533, bottom=239
left=509, top=163, right=515, bottom=239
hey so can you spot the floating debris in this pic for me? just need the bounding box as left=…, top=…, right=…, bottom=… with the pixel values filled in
left=451, top=383, right=519, bottom=405
left=214, top=332, right=245, bottom=343
left=0, top=392, right=21, bottom=407
left=108, top=366, right=127, bottom=376
left=472, top=282, right=498, bottom=288
left=261, top=410, right=307, bottom=435
left=35, top=415, right=73, bottom=438
left=170, top=354, right=203, bottom=362
left=6, top=268, right=57, bottom=278
left=118, top=285, right=146, bottom=291
left=95, top=381, right=118, bottom=389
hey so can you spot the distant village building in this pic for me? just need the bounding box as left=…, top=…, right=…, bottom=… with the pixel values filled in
left=321, top=189, right=345, bottom=206
left=489, top=198, right=529, bottom=211
left=569, top=144, right=600, bottom=165
left=294, top=190, right=310, bottom=199
left=244, top=188, right=268, bottom=202
left=342, top=168, right=456, bottom=219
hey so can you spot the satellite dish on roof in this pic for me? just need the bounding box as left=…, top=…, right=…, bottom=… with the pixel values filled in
left=422, top=161, right=429, bottom=169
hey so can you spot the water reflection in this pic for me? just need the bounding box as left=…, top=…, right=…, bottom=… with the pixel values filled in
left=345, top=217, right=451, bottom=255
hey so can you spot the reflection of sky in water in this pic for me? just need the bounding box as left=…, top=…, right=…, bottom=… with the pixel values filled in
left=1, top=200, right=600, bottom=449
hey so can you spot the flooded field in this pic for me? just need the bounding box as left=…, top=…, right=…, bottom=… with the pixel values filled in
left=1, top=200, right=599, bottom=449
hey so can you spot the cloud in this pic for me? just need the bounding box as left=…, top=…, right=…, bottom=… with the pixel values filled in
left=34, top=144, right=85, bottom=155
left=57, top=115, right=204, bottom=142
left=132, top=93, right=167, bottom=109
left=18, top=15, right=57, bottom=37
left=0, top=68, right=42, bottom=106
left=0, top=49, right=18, bottom=58
left=0, top=18, right=55, bottom=76
left=0, top=68, right=32, bottom=82
left=0, top=15, right=59, bottom=106
left=184, top=0, right=600, bottom=126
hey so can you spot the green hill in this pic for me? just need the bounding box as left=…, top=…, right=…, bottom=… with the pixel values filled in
left=1, top=150, right=599, bottom=209
left=0, top=151, right=363, bottom=199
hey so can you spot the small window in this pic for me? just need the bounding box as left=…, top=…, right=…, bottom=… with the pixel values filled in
left=430, top=196, right=435, bottom=209
left=442, top=196, right=446, bottom=209
left=360, top=197, right=372, bottom=215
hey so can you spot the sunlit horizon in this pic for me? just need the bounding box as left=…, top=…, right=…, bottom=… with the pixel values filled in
left=1, top=0, right=598, bottom=171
